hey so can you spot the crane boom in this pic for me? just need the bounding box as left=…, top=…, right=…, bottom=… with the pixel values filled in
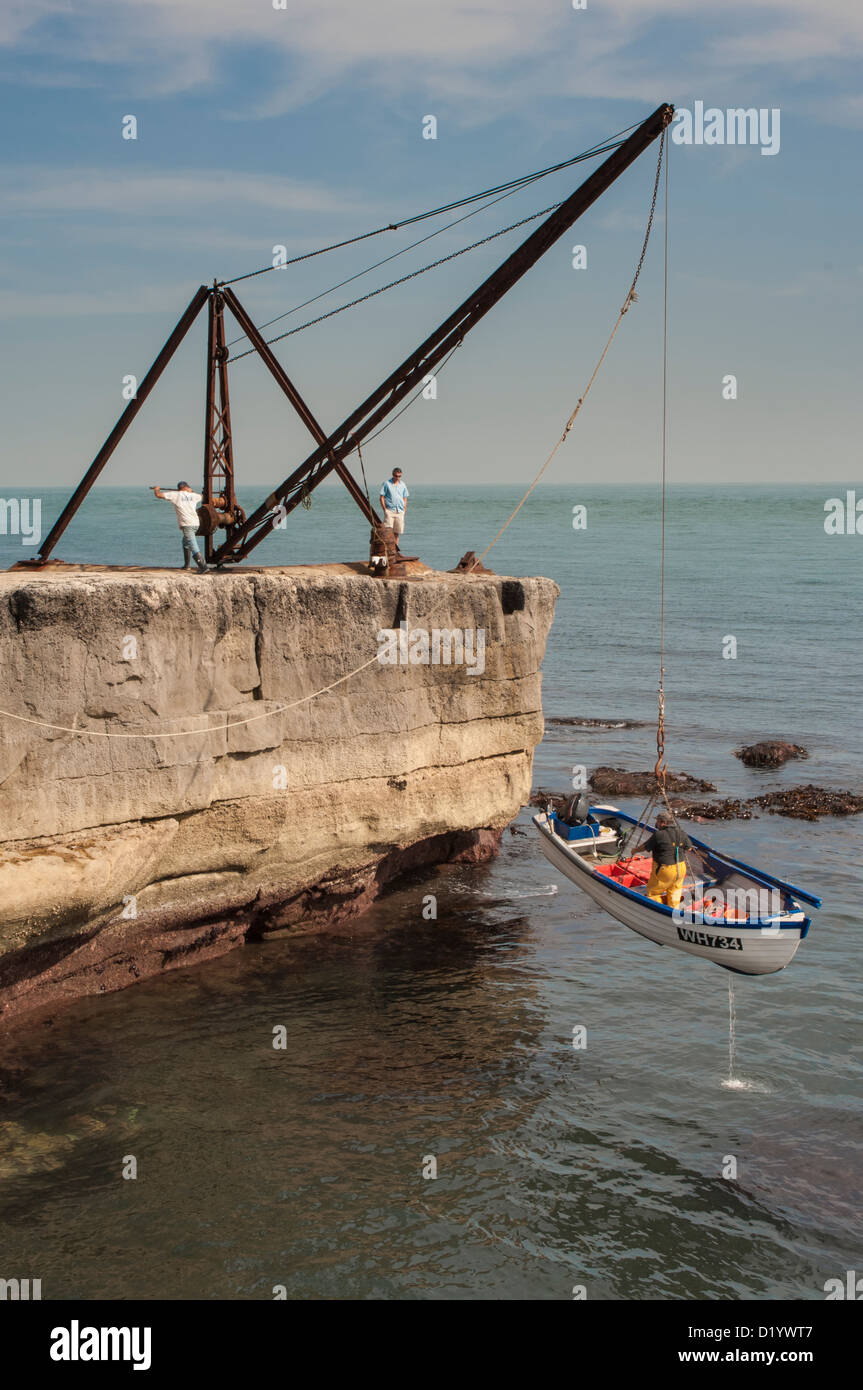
left=210, top=102, right=673, bottom=565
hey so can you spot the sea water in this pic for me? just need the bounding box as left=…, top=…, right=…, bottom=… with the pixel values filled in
left=0, top=484, right=860, bottom=1299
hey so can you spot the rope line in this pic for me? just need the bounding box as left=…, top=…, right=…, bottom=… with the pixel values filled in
left=220, top=129, right=639, bottom=288
left=364, top=340, right=463, bottom=445
left=621, top=134, right=673, bottom=855
left=1, top=651, right=386, bottom=740
left=354, top=438, right=374, bottom=517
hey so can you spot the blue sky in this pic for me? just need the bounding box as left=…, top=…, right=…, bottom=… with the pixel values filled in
left=0, top=0, right=860, bottom=489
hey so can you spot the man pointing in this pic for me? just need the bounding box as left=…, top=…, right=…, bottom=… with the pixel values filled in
left=152, top=481, right=208, bottom=572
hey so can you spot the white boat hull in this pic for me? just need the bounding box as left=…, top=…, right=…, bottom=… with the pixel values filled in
left=534, top=811, right=807, bottom=975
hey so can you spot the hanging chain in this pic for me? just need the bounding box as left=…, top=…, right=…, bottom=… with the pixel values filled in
left=654, top=686, right=667, bottom=795
left=625, top=127, right=666, bottom=309
left=354, top=438, right=375, bottom=521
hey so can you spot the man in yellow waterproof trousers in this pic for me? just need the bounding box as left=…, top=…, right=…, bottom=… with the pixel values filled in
left=643, top=812, right=692, bottom=907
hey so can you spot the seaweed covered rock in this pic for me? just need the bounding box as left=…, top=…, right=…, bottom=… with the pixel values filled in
left=750, top=785, right=863, bottom=821
left=589, top=767, right=715, bottom=796
left=673, top=798, right=754, bottom=822
left=734, top=741, right=808, bottom=768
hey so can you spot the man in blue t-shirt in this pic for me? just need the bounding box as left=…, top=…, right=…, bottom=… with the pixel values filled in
left=379, top=468, right=410, bottom=541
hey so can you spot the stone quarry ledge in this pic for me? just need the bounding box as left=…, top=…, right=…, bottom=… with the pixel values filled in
left=0, top=564, right=558, bottom=1027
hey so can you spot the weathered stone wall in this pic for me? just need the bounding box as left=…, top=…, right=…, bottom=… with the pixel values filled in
left=0, top=567, right=557, bottom=1024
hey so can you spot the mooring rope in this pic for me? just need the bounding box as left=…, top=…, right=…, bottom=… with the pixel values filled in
left=0, top=651, right=387, bottom=739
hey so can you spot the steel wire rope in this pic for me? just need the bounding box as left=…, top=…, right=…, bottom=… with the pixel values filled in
left=229, top=200, right=563, bottom=361
left=225, top=180, right=544, bottom=350
left=466, top=128, right=667, bottom=571
left=220, top=126, right=641, bottom=288
left=0, top=133, right=667, bottom=744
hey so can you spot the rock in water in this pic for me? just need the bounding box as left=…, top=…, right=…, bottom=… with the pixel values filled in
left=672, top=798, right=754, bottom=822
left=750, top=785, right=863, bottom=821
left=734, top=741, right=808, bottom=768
left=546, top=716, right=647, bottom=730
left=589, top=767, right=716, bottom=796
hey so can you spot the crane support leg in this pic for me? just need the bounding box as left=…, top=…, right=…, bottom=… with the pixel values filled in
left=16, top=285, right=210, bottom=568
left=220, top=287, right=377, bottom=530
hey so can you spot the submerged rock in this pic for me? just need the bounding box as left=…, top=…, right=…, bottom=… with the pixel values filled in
left=749, top=784, right=863, bottom=821
left=734, top=741, right=809, bottom=768
left=529, top=789, right=571, bottom=812
left=677, top=786, right=863, bottom=822
left=672, top=798, right=755, bottom=822
left=546, top=716, right=648, bottom=730
left=533, top=782, right=863, bottom=825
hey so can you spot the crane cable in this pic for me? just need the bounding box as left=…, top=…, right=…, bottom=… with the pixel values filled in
left=226, top=181, right=557, bottom=351
left=619, top=135, right=676, bottom=860
left=466, top=127, right=667, bottom=571
left=655, top=131, right=672, bottom=814
left=0, top=134, right=667, bottom=744
left=229, top=198, right=563, bottom=361
left=220, top=126, right=641, bottom=289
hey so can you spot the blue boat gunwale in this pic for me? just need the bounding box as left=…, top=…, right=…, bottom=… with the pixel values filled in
left=586, top=805, right=822, bottom=909
left=535, top=810, right=812, bottom=936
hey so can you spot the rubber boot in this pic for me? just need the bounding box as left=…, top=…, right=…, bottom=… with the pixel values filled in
left=195, top=553, right=208, bottom=573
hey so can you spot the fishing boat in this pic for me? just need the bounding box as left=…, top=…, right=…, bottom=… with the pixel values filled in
left=521, top=119, right=821, bottom=977
left=533, top=803, right=821, bottom=975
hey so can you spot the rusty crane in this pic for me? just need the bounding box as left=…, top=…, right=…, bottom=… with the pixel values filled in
left=13, top=103, right=673, bottom=575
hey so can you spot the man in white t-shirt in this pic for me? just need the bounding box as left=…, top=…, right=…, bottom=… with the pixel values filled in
left=152, top=481, right=207, bottom=571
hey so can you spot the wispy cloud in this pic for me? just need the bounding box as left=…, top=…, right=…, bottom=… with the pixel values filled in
left=0, top=168, right=364, bottom=218
left=1, top=0, right=861, bottom=123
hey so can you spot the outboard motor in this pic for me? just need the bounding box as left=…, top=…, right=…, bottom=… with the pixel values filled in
left=561, top=792, right=591, bottom=825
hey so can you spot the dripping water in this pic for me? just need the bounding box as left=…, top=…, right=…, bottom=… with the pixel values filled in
left=722, top=975, right=769, bottom=1092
